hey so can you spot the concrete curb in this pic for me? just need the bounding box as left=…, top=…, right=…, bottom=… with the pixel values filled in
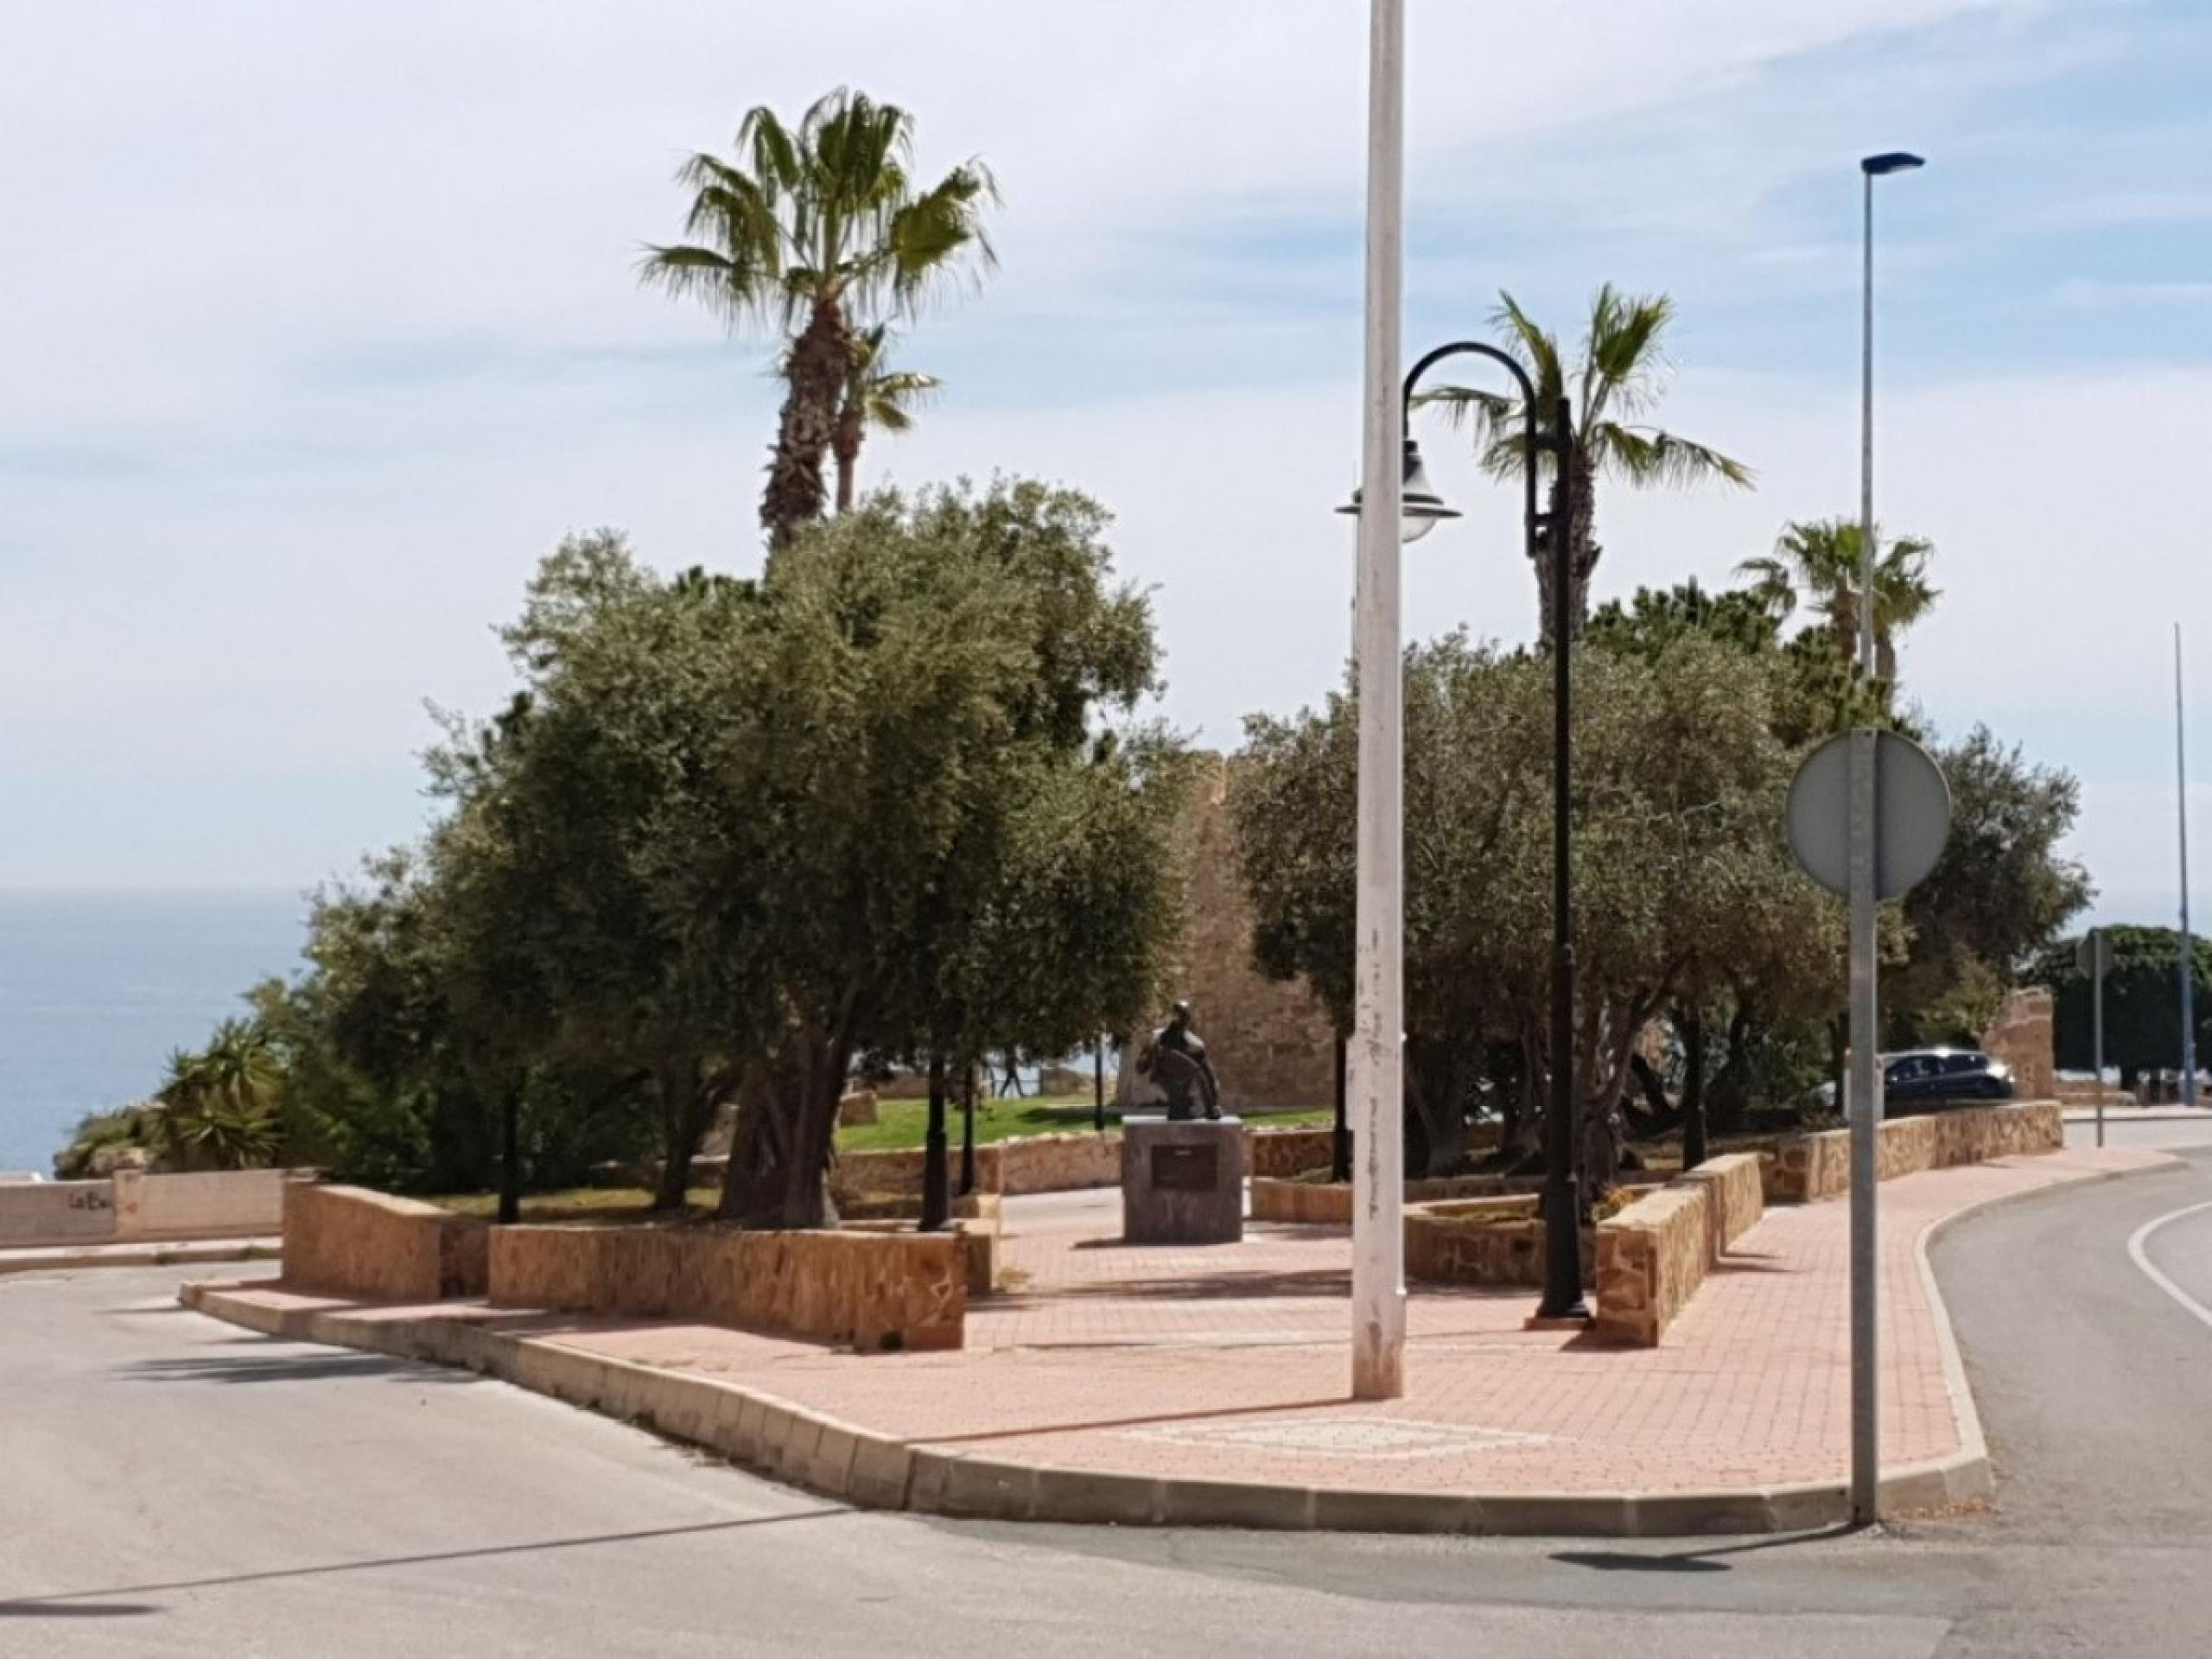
left=173, top=1155, right=2177, bottom=1539
left=0, top=1239, right=279, bottom=1278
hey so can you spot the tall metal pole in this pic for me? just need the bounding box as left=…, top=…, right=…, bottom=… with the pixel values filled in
left=1847, top=161, right=1885, bottom=1527
left=1350, top=0, right=1408, bottom=1401
left=1093, top=1037, right=1106, bottom=1133
left=1537, top=396, right=1588, bottom=1320
left=2093, top=932, right=2107, bottom=1148
left=2179, top=625, right=2198, bottom=1108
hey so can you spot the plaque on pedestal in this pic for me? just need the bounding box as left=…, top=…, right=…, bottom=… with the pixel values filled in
left=1121, top=1116, right=1245, bottom=1244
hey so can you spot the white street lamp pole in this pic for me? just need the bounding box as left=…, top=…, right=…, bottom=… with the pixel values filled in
left=1351, top=0, right=1408, bottom=1401
left=1851, top=149, right=1923, bottom=1525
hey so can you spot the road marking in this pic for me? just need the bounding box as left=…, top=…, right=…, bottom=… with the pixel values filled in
left=2126, top=1198, right=2212, bottom=1333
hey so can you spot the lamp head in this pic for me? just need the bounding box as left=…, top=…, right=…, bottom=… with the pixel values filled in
left=1336, top=438, right=1462, bottom=543
left=1860, top=151, right=1926, bottom=176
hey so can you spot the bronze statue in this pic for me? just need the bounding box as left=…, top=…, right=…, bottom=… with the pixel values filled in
left=1138, top=1000, right=1222, bottom=1122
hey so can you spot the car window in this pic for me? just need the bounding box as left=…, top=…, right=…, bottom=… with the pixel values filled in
left=1887, top=1056, right=1932, bottom=1082
left=1942, top=1054, right=1984, bottom=1074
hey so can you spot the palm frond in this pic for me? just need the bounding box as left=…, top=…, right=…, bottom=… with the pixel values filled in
left=1583, top=285, right=1675, bottom=423
left=1597, top=425, right=1754, bottom=489
left=1490, top=290, right=1564, bottom=401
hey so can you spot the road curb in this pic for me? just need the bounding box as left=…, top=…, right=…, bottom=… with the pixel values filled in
left=173, top=1156, right=2178, bottom=1539
left=0, top=1240, right=279, bottom=1278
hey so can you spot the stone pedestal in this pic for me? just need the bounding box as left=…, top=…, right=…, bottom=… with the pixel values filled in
left=1121, top=1116, right=1245, bottom=1244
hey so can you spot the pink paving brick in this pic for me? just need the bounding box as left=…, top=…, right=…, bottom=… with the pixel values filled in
left=219, top=1147, right=2169, bottom=1499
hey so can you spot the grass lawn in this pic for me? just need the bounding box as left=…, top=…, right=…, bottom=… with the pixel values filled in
left=836, top=1094, right=1334, bottom=1152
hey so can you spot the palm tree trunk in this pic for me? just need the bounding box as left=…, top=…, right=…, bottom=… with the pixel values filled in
left=831, top=396, right=862, bottom=514
left=1536, top=453, right=1599, bottom=646
left=762, top=298, right=851, bottom=553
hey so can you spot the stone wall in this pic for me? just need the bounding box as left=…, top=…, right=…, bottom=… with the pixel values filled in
left=133, top=1169, right=289, bottom=1240
left=1403, top=1196, right=1599, bottom=1290
left=282, top=1183, right=489, bottom=1302
left=835, top=1123, right=1329, bottom=1206
left=1982, top=988, right=2056, bottom=1103
left=1141, top=754, right=1335, bottom=1112
left=1591, top=1151, right=1769, bottom=1345
left=0, top=1179, right=114, bottom=1245
left=0, top=1166, right=295, bottom=1249
left=1764, top=1102, right=2063, bottom=1203
left=486, top=1224, right=964, bottom=1353
left=1592, top=1185, right=1708, bottom=1345
left=1248, top=1128, right=1337, bottom=1179
left=1250, top=1171, right=1559, bottom=1227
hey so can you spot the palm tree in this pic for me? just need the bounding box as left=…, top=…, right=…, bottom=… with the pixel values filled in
left=828, top=324, right=940, bottom=512
left=640, top=89, right=995, bottom=551
left=155, top=1018, right=281, bottom=1170
left=1736, top=518, right=1939, bottom=683
left=1422, top=285, right=1751, bottom=642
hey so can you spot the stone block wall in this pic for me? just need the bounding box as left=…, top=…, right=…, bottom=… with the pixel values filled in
left=1764, top=1102, right=2063, bottom=1203
left=1248, top=1128, right=1337, bottom=1179
left=1139, top=754, right=1336, bottom=1113
left=282, top=1183, right=488, bottom=1301
left=1592, top=1184, right=1709, bottom=1345
left=1982, top=988, right=2056, bottom=1102
left=1249, top=1171, right=1561, bottom=1227
left=1668, top=1152, right=1765, bottom=1268
left=1403, top=1196, right=1599, bottom=1290
left=486, top=1224, right=964, bottom=1353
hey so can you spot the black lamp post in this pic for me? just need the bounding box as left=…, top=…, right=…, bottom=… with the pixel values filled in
left=1339, top=341, right=1588, bottom=1321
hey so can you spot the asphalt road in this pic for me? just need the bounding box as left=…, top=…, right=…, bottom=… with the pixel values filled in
left=4, top=1142, right=2212, bottom=1656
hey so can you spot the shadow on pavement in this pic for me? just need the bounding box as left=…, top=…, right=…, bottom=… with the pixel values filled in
left=0, top=1509, right=849, bottom=1614
left=115, top=1351, right=478, bottom=1386
left=1552, top=1523, right=1868, bottom=1573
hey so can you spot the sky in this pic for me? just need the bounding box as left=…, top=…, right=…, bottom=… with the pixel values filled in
left=3, top=0, right=2210, bottom=925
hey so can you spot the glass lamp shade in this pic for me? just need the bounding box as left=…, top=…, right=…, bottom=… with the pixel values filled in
left=1336, top=439, right=1460, bottom=543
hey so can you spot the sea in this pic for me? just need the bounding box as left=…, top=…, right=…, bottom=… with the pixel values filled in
left=0, top=890, right=310, bottom=1176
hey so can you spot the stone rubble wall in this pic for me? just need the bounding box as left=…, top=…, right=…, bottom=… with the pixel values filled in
left=832, top=1124, right=1330, bottom=1205
left=1402, top=1195, right=1599, bottom=1290
left=1247, top=1128, right=1337, bottom=1179
left=1592, top=1152, right=1769, bottom=1346
left=487, top=1224, right=964, bottom=1353
left=282, top=1183, right=488, bottom=1302
left=1143, top=755, right=1337, bottom=1113
left=1250, top=1171, right=1557, bottom=1227
left=1981, top=988, right=2056, bottom=1103
left=1764, top=1102, right=2063, bottom=1204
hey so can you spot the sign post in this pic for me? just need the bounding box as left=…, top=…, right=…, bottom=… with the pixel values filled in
left=2078, top=930, right=2113, bottom=1147
left=1787, top=727, right=1950, bottom=1526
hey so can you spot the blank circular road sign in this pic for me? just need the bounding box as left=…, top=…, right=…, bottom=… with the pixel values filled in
left=1785, top=730, right=1951, bottom=900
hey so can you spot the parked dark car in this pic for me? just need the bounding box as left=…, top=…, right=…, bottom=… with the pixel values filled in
left=1882, top=1048, right=2015, bottom=1109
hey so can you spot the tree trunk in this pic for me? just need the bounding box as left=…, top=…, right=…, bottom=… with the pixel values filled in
left=920, top=1052, right=950, bottom=1230
left=719, top=1020, right=850, bottom=1229
left=832, top=393, right=862, bottom=513
left=1535, top=449, right=1599, bottom=646
left=497, top=1079, right=522, bottom=1225
left=1681, top=1010, right=1708, bottom=1169
left=1707, top=1001, right=1754, bottom=1133
left=762, top=297, right=852, bottom=554
left=652, top=1058, right=726, bottom=1211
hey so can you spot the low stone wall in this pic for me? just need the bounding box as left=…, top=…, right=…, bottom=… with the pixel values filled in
left=1592, top=1185, right=1708, bottom=1345
left=0, top=1179, right=115, bottom=1245
left=1402, top=1196, right=1600, bottom=1290
left=1982, top=988, right=2056, bottom=1103
left=1251, top=1172, right=1542, bottom=1227
left=283, top=1183, right=488, bottom=1301
left=1669, top=1151, right=1765, bottom=1268
left=133, top=1169, right=289, bottom=1240
left=1248, top=1128, right=1337, bottom=1179
left=1592, top=1152, right=1769, bottom=1346
left=0, top=1166, right=297, bottom=1249
left=486, top=1224, right=963, bottom=1353
left=1765, top=1102, right=2063, bottom=1203
left=844, top=1215, right=998, bottom=1300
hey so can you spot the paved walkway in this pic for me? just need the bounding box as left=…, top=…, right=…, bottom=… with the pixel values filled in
left=192, top=1147, right=2170, bottom=1510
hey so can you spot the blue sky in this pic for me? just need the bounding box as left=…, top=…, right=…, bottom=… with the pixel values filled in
left=3, top=0, right=2209, bottom=926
